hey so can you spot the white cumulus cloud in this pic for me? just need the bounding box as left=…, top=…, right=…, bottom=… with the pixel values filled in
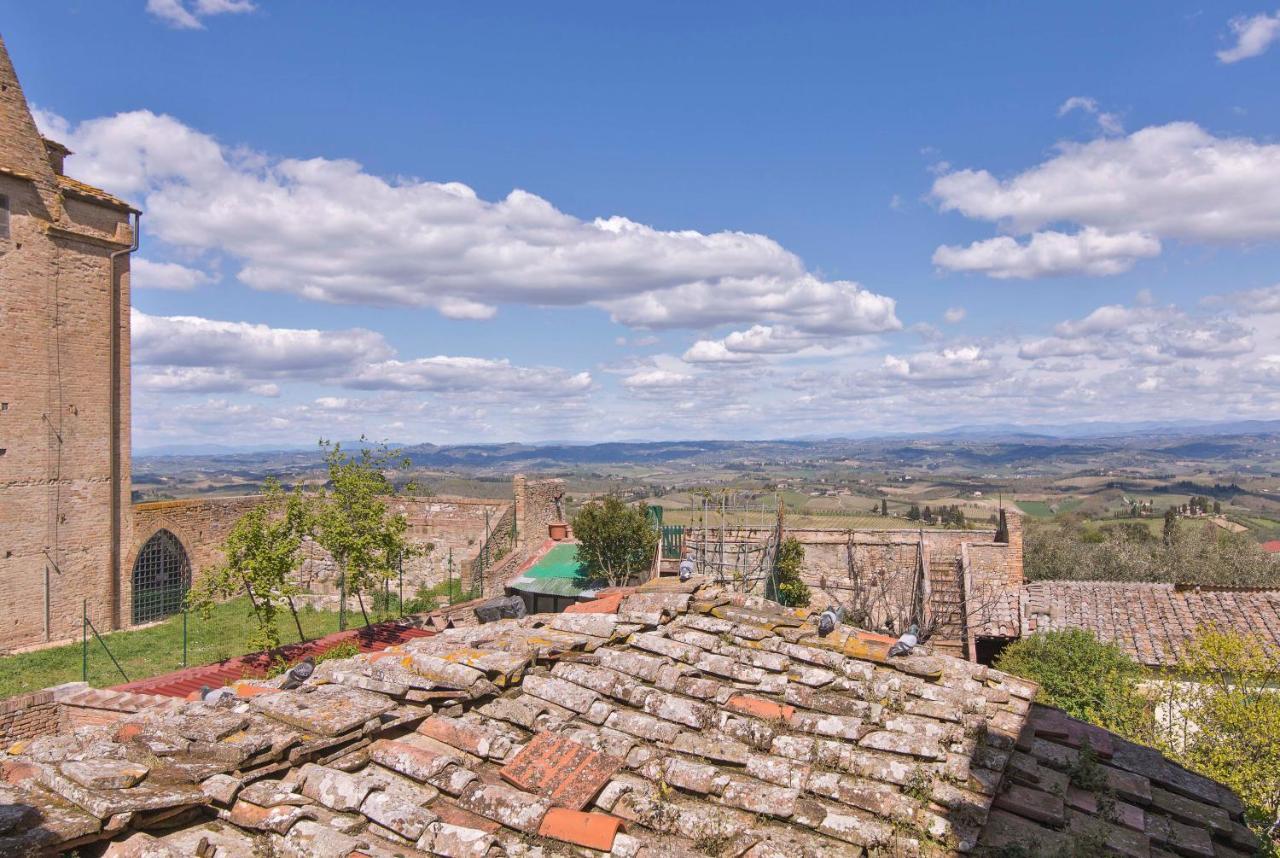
left=622, top=369, right=693, bottom=389
left=1218, top=10, right=1280, bottom=63
left=146, top=0, right=256, bottom=30
left=131, top=310, right=593, bottom=401
left=882, top=346, right=996, bottom=384
left=1057, top=96, right=1123, bottom=135
left=931, top=122, right=1280, bottom=277
left=47, top=110, right=898, bottom=335
left=131, top=310, right=392, bottom=376
left=347, top=358, right=591, bottom=396
left=933, top=229, right=1160, bottom=279
left=131, top=258, right=213, bottom=291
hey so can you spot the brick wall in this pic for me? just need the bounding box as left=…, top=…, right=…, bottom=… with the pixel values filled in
left=0, top=36, right=135, bottom=651
left=0, top=689, right=61, bottom=745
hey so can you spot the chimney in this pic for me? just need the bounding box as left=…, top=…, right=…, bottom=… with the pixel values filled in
left=42, top=137, right=70, bottom=175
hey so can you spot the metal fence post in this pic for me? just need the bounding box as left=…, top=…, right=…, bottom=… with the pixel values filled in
left=182, top=608, right=188, bottom=668
left=82, top=599, right=87, bottom=682
left=398, top=551, right=404, bottom=615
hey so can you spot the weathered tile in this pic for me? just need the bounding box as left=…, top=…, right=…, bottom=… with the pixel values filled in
left=499, top=731, right=621, bottom=810
left=250, top=685, right=396, bottom=737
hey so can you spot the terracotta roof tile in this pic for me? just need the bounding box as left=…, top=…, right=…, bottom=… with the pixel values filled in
left=1022, top=581, right=1280, bottom=666
left=0, top=578, right=1259, bottom=857
left=56, top=174, right=139, bottom=212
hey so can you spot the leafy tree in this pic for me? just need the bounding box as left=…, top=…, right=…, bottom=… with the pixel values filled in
left=186, top=479, right=312, bottom=651
left=880, top=498, right=888, bottom=517
left=1158, top=629, right=1280, bottom=843
left=772, top=537, right=810, bottom=607
left=572, top=495, right=659, bottom=587
left=994, top=629, right=1154, bottom=740
left=906, top=503, right=921, bottom=521
left=922, top=505, right=934, bottom=524
left=994, top=508, right=1009, bottom=543
left=1213, top=500, right=1222, bottom=515
left=313, top=439, right=416, bottom=628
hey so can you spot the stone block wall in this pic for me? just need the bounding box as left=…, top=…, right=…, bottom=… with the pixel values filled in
left=130, top=496, right=261, bottom=585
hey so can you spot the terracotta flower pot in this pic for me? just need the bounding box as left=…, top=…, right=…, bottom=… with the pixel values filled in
left=548, top=522, right=569, bottom=541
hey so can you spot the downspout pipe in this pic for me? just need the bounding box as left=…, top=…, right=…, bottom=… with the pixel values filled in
left=107, top=211, right=140, bottom=629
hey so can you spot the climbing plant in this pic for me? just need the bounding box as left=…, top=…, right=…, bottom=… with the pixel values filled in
left=773, top=537, right=810, bottom=607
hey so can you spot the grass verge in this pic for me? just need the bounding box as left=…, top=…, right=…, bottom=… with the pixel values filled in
left=0, top=597, right=341, bottom=699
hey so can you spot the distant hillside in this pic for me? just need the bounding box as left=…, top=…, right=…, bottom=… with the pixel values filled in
left=134, top=427, right=1280, bottom=476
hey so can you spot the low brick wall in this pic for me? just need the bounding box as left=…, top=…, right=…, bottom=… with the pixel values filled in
left=0, top=687, right=61, bottom=744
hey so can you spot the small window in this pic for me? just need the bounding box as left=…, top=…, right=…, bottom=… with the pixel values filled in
left=0, top=194, right=8, bottom=240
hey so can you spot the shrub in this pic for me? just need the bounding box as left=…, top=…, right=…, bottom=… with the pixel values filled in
left=994, top=629, right=1153, bottom=740
left=572, top=495, right=659, bottom=587
left=1160, top=629, right=1280, bottom=846
left=773, top=537, right=810, bottom=607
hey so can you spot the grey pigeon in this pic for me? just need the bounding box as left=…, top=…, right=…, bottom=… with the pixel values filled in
left=817, top=605, right=844, bottom=637
left=280, top=655, right=315, bottom=690
left=678, top=553, right=696, bottom=582
left=200, top=685, right=234, bottom=703
left=888, top=624, right=919, bottom=657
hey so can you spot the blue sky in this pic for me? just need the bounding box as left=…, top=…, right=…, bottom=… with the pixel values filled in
left=7, top=2, right=1280, bottom=448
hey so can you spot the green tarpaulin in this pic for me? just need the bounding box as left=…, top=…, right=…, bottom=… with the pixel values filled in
left=509, top=543, right=601, bottom=599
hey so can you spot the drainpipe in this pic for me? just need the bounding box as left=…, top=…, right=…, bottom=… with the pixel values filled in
left=107, top=211, right=140, bottom=629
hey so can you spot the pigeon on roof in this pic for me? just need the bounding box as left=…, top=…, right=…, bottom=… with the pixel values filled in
left=816, top=603, right=844, bottom=636
left=889, top=623, right=919, bottom=657
left=279, top=655, right=315, bottom=690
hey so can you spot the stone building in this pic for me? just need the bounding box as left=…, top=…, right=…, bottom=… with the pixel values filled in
left=0, top=34, right=139, bottom=651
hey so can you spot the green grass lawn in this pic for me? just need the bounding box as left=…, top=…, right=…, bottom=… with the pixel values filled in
left=1015, top=500, right=1054, bottom=517
left=0, top=597, right=342, bottom=700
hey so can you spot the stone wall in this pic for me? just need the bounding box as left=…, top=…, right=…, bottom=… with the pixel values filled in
left=132, top=494, right=509, bottom=604
left=513, top=474, right=565, bottom=552
left=677, top=515, right=1024, bottom=651
left=0, top=37, right=135, bottom=651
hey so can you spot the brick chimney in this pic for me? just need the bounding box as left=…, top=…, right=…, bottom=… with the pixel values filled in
left=42, top=137, right=69, bottom=175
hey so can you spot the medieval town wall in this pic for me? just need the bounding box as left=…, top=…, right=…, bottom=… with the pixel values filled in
left=131, top=494, right=509, bottom=606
